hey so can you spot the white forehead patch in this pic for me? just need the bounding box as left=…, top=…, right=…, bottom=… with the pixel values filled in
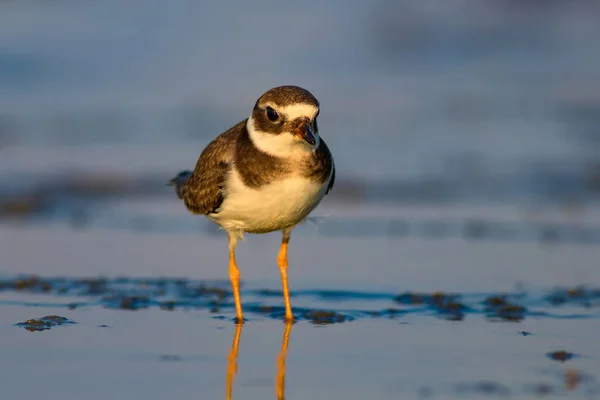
left=268, top=103, right=319, bottom=120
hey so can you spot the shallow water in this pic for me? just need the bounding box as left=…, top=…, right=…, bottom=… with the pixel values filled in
left=2, top=306, right=599, bottom=400
left=2, top=203, right=600, bottom=399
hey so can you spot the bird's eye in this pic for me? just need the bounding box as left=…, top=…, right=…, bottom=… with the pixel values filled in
left=266, top=106, right=279, bottom=122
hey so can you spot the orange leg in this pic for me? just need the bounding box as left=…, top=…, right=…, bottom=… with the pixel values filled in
left=226, top=323, right=243, bottom=400
left=275, top=321, right=293, bottom=400
left=228, top=233, right=243, bottom=324
left=277, top=229, right=294, bottom=322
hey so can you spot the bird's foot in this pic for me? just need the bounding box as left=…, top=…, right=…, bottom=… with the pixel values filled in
left=283, top=315, right=296, bottom=324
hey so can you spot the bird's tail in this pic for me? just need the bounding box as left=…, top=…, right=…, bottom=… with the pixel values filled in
left=166, top=170, right=192, bottom=199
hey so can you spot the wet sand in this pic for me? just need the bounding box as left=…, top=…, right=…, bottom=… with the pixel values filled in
left=2, top=201, right=600, bottom=399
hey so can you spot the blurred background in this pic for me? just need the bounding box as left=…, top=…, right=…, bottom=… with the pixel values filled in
left=1, top=0, right=600, bottom=235
left=3, top=4, right=600, bottom=398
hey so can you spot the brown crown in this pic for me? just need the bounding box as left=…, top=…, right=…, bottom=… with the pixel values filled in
left=255, top=85, right=319, bottom=108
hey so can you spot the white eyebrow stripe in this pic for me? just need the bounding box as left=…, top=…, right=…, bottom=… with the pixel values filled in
left=278, top=103, right=319, bottom=120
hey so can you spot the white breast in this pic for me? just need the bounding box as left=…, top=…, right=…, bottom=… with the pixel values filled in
left=209, top=167, right=330, bottom=237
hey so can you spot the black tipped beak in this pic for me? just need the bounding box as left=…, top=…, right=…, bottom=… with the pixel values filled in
left=296, top=122, right=316, bottom=146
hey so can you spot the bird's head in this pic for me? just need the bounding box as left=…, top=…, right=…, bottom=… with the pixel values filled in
left=247, top=85, right=320, bottom=158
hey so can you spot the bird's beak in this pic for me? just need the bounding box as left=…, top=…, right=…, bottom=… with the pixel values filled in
left=295, top=121, right=316, bottom=146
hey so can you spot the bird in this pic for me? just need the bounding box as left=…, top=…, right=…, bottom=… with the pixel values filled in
left=168, top=85, right=335, bottom=323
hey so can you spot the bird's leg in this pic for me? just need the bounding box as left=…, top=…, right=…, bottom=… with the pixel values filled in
left=275, top=321, right=293, bottom=400
left=226, top=323, right=243, bottom=400
left=228, top=233, right=243, bottom=324
left=277, top=229, right=294, bottom=321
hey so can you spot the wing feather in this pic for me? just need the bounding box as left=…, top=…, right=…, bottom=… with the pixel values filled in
left=180, top=120, right=246, bottom=214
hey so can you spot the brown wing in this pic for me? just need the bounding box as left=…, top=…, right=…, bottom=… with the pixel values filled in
left=181, top=119, right=246, bottom=215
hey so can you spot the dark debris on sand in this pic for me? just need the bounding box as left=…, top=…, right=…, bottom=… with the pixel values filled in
left=113, top=295, right=151, bottom=311
left=0, top=194, right=52, bottom=219
left=547, top=350, right=578, bottom=363
left=483, top=295, right=527, bottom=322
left=1, top=275, right=232, bottom=312
left=545, top=286, right=600, bottom=307
left=10, top=276, right=53, bottom=293
left=244, top=305, right=352, bottom=324
left=395, top=291, right=467, bottom=321
left=14, top=315, right=75, bottom=332
left=2, top=275, right=600, bottom=324
left=303, top=310, right=350, bottom=325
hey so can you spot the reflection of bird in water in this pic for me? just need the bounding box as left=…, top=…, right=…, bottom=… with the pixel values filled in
left=225, top=324, right=242, bottom=400
left=169, top=86, right=335, bottom=323
left=275, top=323, right=292, bottom=400
left=226, top=322, right=293, bottom=400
